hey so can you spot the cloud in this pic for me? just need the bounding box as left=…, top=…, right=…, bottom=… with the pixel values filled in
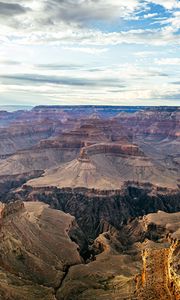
left=163, top=93, right=180, bottom=100
left=146, top=0, right=180, bottom=10
left=0, top=0, right=143, bottom=30
left=41, top=0, right=143, bottom=25
left=35, top=63, right=83, bottom=70
left=143, top=13, right=158, bottom=19
left=134, top=51, right=157, bottom=57
left=156, top=58, right=180, bottom=65
left=63, top=46, right=109, bottom=54
left=155, top=11, right=180, bottom=34
left=0, top=73, right=126, bottom=88
left=2, top=26, right=179, bottom=46
left=0, top=0, right=179, bottom=106
left=172, top=81, right=180, bottom=85
left=0, top=2, right=28, bottom=16
left=0, top=0, right=179, bottom=47
left=0, top=59, right=21, bottom=65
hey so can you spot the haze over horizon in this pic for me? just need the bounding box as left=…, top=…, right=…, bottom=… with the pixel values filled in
left=0, top=0, right=179, bottom=106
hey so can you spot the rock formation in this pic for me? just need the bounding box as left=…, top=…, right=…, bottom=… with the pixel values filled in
left=0, top=106, right=179, bottom=300
left=0, top=201, right=85, bottom=300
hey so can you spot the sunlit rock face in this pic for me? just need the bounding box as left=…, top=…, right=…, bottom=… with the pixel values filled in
left=1, top=200, right=179, bottom=299
left=0, top=106, right=179, bottom=299
left=55, top=211, right=180, bottom=300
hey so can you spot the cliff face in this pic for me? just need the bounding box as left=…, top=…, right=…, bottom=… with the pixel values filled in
left=56, top=209, right=180, bottom=300
left=83, top=142, right=144, bottom=156
left=171, top=242, right=180, bottom=300
left=13, top=185, right=180, bottom=240
left=136, top=240, right=180, bottom=300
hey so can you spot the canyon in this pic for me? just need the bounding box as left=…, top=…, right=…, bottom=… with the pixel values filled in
left=0, top=106, right=179, bottom=299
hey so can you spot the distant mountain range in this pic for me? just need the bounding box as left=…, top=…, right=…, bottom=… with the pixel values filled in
left=0, top=105, right=179, bottom=113
left=0, top=105, right=32, bottom=112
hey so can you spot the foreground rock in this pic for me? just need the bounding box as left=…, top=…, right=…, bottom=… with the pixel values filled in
left=135, top=211, right=180, bottom=300
left=56, top=211, right=180, bottom=300
left=0, top=200, right=179, bottom=300
left=0, top=201, right=84, bottom=300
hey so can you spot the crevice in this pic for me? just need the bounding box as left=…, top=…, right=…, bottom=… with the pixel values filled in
left=54, top=265, right=71, bottom=299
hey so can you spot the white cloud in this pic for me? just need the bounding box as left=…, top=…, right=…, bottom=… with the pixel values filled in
left=0, top=59, right=179, bottom=106
left=146, top=0, right=180, bottom=10
left=1, top=26, right=179, bottom=47
left=62, top=46, right=109, bottom=54
left=134, top=51, right=157, bottom=57
left=156, top=58, right=180, bottom=65
left=143, top=13, right=158, bottom=19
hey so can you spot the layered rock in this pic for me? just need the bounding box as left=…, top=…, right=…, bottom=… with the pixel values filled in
left=26, top=142, right=179, bottom=189
left=0, top=107, right=179, bottom=190
left=114, top=109, right=180, bottom=139
left=0, top=122, right=56, bottom=156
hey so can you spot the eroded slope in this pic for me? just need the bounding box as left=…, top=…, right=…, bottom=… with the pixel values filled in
left=0, top=201, right=84, bottom=300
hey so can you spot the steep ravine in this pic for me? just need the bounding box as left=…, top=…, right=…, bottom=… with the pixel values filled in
left=55, top=210, right=180, bottom=300
left=0, top=193, right=180, bottom=299
left=12, top=184, right=180, bottom=240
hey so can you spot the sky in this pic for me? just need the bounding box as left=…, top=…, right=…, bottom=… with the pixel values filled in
left=0, top=0, right=179, bottom=106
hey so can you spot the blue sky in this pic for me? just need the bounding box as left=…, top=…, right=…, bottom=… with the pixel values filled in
left=0, top=0, right=179, bottom=106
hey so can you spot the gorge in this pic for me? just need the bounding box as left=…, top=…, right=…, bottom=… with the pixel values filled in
left=0, top=106, right=179, bottom=299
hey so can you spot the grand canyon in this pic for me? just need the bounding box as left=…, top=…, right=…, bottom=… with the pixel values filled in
left=0, top=106, right=179, bottom=300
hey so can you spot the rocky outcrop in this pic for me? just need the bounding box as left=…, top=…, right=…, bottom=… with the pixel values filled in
left=35, top=138, right=84, bottom=150
left=0, top=200, right=24, bottom=219
left=0, top=201, right=86, bottom=299
left=83, top=142, right=145, bottom=157
left=56, top=210, right=180, bottom=300
left=136, top=239, right=180, bottom=300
